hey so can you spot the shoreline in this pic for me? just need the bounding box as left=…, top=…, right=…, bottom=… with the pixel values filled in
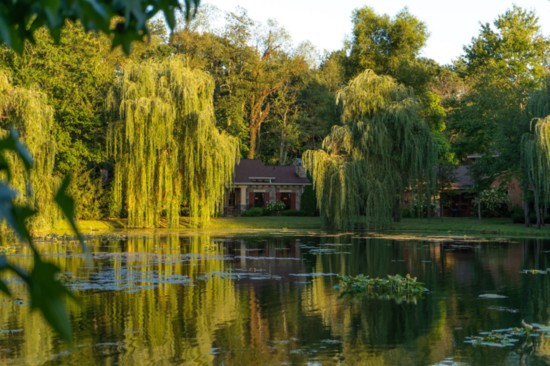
left=24, top=216, right=550, bottom=242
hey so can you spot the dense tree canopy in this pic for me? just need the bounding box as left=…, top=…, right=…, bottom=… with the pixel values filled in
left=107, top=57, right=239, bottom=227
left=449, top=7, right=550, bottom=190
left=171, top=10, right=316, bottom=161
left=452, top=6, right=549, bottom=157
left=347, top=7, right=428, bottom=81
left=0, top=72, right=58, bottom=229
left=0, top=2, right=548, bottom=229
left=0, top=24, right=116, bottom=173
left=303, top=70, right=436, bottom=229
left=521, top=82, right=550, bottom=227
left=344, top=6, right=450, bottom=170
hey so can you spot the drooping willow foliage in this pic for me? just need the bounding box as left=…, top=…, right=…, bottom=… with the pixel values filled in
left=107, top=57, right=240, bottom=228
left=521, top=82, right=550, bottom=227
left=303, top=70, right=436, bottom=230
left=0, top=71, right=58, bottom=229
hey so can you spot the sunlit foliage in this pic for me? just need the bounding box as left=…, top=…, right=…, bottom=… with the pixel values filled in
left=0, top=71, right=58, bottom=229
left=107, top=57, right=239, bottom=228
left=521, top=84, right=550, bottom=227
left=303, top=70, right=436, bottom=229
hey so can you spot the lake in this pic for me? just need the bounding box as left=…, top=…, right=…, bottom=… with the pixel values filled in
left=1, top=232, right=550, bottom=365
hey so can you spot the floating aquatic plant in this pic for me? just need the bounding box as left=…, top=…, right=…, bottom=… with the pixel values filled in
left=478, top=294, right=508, bottom=299
left=465, top=328, right=528, bottom=347
left=520, top=269, right=548, bottom=275
left=338, top=274, right=428, bottom=303
left=465, top=321, right=550, bottom=349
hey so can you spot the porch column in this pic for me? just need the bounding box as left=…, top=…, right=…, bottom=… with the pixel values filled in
left=238, top=185, right=247, bottom=212
left=269, top=186, right=277, bottom=206
left=295, top=188, right=301, bottom=210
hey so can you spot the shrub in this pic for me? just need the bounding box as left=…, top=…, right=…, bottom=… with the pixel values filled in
left=241, top=207, right=265, bottom=217
left=474, top=187, right=509, bottom=218
left=265, top=200, right=286, bottom=215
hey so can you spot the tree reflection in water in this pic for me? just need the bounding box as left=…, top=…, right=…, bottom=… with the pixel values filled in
left=1, top=234, right=550, bottom=365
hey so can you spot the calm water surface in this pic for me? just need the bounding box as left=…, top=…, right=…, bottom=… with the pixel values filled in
left=2, top=233, right=550, bottom=365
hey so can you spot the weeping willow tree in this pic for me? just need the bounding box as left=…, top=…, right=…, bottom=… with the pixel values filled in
left=521, top=83, right=550, bottom=228
left=303, top=70, right=436, bottom=230
left=107, top=57, right=239, bottom=228
left=0, top=71, right=58, bottom=229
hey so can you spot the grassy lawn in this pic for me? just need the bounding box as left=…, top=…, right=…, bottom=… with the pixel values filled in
left=207, top=216, right=321, bottom=230
left=391, top=217, right=550, bottom=239
left=37, top=216, right=550, bottom=240
left=208, top=216, right=550, bottom=239
left=37, top=216, right=322, bottom=237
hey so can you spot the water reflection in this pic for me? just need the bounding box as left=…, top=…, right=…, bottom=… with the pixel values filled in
left=1, top=234, right=550, bottom=364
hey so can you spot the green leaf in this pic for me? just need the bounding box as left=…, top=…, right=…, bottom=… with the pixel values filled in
left=48, top=26, right=62, bottom=44
left=0, top=129, right=34, bottom=171
left=29, top=258, right=73, bottom=341
left=0, top=278, right=10, bottom=296
left=54, top=176, right=87, bottom=253
left=0, top=182, right=17, bottom=202
left=111, top=27, right=143, bottom=54
left=79, top=0, right=111, bottom=31
left=42, top=0, right=62, bottom=30
left=0, top=154, right=12, bottom=180
left=0, top=16, right=12, bottom=49
left=0, top=199, right=35, bottom=244
left=11, top=205, right=35, bottom=244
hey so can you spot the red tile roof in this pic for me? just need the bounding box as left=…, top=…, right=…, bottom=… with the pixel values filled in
left=234, top=159, right=310, bottom=185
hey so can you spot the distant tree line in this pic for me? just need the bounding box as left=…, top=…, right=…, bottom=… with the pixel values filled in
left=0, top=4, right=549, bottom=229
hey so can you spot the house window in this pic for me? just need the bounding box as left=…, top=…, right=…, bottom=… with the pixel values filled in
left=280, top=192, right=291, bottom=210
left=254, top=192, right=265, bottom=208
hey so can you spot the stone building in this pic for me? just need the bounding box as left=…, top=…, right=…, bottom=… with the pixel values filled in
left=224, top=159, right=311, bottom=215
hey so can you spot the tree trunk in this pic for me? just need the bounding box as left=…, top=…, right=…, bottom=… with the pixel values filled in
left=279, top=107, right=289, bottom=165
left=393, top=198, right=401, bottom=222
left=524, top=198, right=531, bottom=227
left=279, top=134, right=286, bottom=165
left=477, top=202, right=481, bottom=220
left=248, top=126, right=258, bottom=159
left=535, top=193, right=541, bottom=229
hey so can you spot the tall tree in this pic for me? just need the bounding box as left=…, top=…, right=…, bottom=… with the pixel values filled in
left=347, top=7, right=428, bottom=82
left=107, top=57, right=239, bottom=228
left=346, top=7, right=450, bottom=167
left=521, top=81, right=550, bottom=227
left=0, top=71, right=58, bottom=229
left=243, top=18, right=300, bottom=159
left=0, top=24, right=116, bottom=174
left=171, top=9, right=312, bottom=161
left=303, top=70, right=436, bottom=229
left=451, top=6, right=549, bottom=184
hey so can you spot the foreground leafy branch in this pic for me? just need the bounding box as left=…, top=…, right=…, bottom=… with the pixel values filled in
left=338, top=273, right=428, bottom=303
left=0, top=0, right=201, bottom=53
left=0, top=129, right=83, bottom=341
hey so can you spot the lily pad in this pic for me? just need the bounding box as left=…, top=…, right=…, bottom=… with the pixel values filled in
left=520, top=269, right=547, bottom=275
left=478, top=294, right=508, bottom=299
